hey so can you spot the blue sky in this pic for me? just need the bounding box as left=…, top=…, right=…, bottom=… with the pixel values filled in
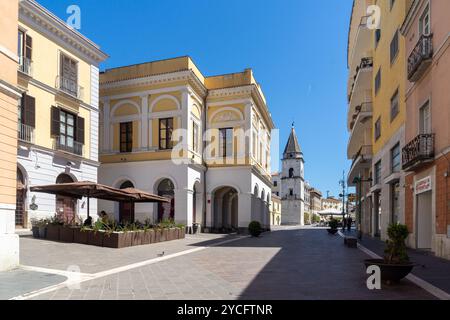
left=39, top=0, right=353, bottom=197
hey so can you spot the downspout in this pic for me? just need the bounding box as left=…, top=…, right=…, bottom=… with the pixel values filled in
left=202, top=90, right=208, bottom=232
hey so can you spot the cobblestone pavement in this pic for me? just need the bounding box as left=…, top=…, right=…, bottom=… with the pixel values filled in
left=11, top=227, right=436, bottom=300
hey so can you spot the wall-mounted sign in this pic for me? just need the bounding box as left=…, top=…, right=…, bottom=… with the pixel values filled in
left=415, top=176, right=432, bottom=194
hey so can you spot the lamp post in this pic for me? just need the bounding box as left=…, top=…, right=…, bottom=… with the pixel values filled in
left=352, top=175, right=373, bottom=240
left=339, top=171, right=346, bottom=232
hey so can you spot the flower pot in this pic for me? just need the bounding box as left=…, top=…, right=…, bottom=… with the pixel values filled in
left=132, top=231, right=143, bottom=246
left=167, top=228, right=177, bottom=241
left=46, top=225, right=61, bottom=241
left=103, top=232, right=132, bottom=248
left=38, top=226, right=47, bottom=239
left=32, top=226, right=40, bottom=238
left=88, top=230, right=104, bottom=247
left=74, top=228, right=89, bottom=244
left=60, top=226, right=75, bottom=243
left=364, top=259, right=415, bottom=283
left=327, top=228, right=338, bottom=235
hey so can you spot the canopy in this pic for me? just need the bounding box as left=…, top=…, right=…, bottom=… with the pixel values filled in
left=30, top=181, right=170, bottom=218
left=317, top=208, right=344, bottom=216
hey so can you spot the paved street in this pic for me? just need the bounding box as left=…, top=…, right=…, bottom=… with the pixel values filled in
left=2, top=227, right=442, bottom=300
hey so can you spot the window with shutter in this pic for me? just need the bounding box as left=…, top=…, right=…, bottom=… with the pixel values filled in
left=60, top=54, right=78, bottom=96
left=76, top=116, right=85, bottom=144
left=51, top=106, right=60, bottom=136
left=23, top=94, right=35, bottom=128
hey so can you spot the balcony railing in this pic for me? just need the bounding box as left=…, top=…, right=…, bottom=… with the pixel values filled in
left=402, top=134, right=435, bottom=170
left=56, top=76, right=84, bottom=100
left=408, top=34, right=433, bottom=82
left=18, top=56, right=32, bottom=76
left=348, top=57, right=373, bottom=102
left=350, top=102, right=372, bottom=130
left=53, top=136, right=83, bottom=156
left=18, top=123, right=35, bottom=143
left=351, top=145, right=372, bottom=168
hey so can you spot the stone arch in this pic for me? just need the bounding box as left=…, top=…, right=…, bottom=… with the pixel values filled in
left=112, top=176, right=137, bottom=189
left=150, top=95, right=181, bottom=113
left=212, top=186, right=239, bottom=232
left=155, top=178, right=176, bottom=222
left=55, top=173, right=77, bottom=224
left=111, top=99, right=140, bottom=117
left=192, top=103, right=201, bottom=119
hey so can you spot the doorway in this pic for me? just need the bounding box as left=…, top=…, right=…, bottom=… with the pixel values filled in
left=15, top=168, right=26, bottom=228
left=55, top=173, right=76, bottom=223
left=157, top=179, right=175, bottom=222
left=416, top=191, right=432, bottom=249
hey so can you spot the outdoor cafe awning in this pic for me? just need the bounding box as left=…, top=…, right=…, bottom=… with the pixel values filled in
left=317, top=208, right=344, bottom=216
left=30, top=181, right=170, bottom=217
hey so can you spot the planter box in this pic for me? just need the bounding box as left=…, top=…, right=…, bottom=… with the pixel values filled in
left=38, top=227, right=47, bottom=239
left=46, top=225, right=61, bottom=241
left=142, top=230, right=154, bottom=245
left=60, top=227, right=75, bottom=243
left=178, top=227, right=185, bottom=239
left=88, top=231, right=104, bottom=247
left=103, top=232, right=132, bottom=248
left=154, top=229, right=161, bottom=243
left=168, top=228, right=177, bottom=241
left=160, top=228, right=168, bottom=242
left=74, top=228, right=89, bottom=244
left=132, top=231, right=144, bottom=246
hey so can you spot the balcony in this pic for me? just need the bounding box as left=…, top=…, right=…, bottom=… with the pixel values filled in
left=18, top=56, right=32, bottom=76
left=53, top=136, right=84, bottom=157
left=408, top=34, right=433, bottom=82
left=348, top=15, right=373, bottom=74
left=350, top=102, right=372, bottom=131
left=402, top=134, right=435, bottom=171
left=56, top=76, right=84, bottom=100
left=17, top=123, right=35, bottom=144
left=348, top=145, right=372, bottom=186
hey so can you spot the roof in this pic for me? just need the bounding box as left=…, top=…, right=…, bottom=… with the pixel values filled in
left=283, top=126, right=302, bottom=156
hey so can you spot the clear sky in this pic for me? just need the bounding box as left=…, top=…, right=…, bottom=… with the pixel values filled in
left=39, top=0, right=354, bottom=197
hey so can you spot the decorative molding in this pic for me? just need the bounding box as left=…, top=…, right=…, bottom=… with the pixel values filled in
left=0, top=45, right=19, bottom=63
left=111, top=99, right=141, bottom=116
left=19, top=0, right=107, bottom=65
left=149, top=94, right=181, bottom=112
left=0, top=80, right=22, bottom=100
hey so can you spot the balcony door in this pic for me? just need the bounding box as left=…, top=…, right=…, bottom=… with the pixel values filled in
left=55, top=174, right=76, bottom=224
left=419, top=101, right=431, bottom=134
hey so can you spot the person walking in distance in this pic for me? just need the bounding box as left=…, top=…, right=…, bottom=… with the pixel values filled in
left=347, top=216, right=352, bottom=232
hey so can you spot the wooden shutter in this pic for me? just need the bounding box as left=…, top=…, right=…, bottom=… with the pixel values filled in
left=23, top=94, right=36, bottom=128
left=51, top=106, right=60, bottom=136
left=25, top=35, right=32, bottom=60
left=76, top=116, right=85, bottom=144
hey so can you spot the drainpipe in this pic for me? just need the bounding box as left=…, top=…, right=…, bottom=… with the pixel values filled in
left=202, top=90, right=208, bottom=233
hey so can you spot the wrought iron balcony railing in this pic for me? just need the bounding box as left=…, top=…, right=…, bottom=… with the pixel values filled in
left=408, top=34, right=433, bottom=82
left=18, top=123, right=35, bottom=143
left=53, top=136, right=84, bottom=156
left=56, top=76, right=84, bottom=100
left=348, top=57, right=373, bottom=102
left=402, top=134, right=435, bottom=171
left=18, top=56, right=33, bottom=76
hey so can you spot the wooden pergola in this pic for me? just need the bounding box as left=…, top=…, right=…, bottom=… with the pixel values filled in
left=30, top=181, right=169, bottom=219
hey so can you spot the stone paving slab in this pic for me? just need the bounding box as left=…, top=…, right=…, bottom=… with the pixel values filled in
left=20, top=233, right=238, bottom=274
left=0, top=269, right=66, bottom=300
left=28, top=228, right=435, bottom=300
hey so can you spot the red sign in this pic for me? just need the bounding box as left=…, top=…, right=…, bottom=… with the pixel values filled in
left=415, top=177, right=431, bottom=194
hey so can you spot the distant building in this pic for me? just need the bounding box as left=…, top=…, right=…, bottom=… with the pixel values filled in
left=304, top=182, right=312, bottom=224
left=310, top=188, right=323, bottom=218
left=270, top=194, right=281, bottom=226
left=321, top=197, right=343, bottom=213
left=271, top=172, right=281, bottom=198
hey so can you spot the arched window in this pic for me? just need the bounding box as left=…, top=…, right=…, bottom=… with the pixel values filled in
left=157, top=179, right=175, bottom=222
left=289, top=168, right=294, bottom=178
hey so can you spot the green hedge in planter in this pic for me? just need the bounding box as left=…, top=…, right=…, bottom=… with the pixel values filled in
left=103, top=232, right=132, bottom=248
left=74, top=228, right=89, bottom=244
left=88, top=230, right=104, bottom=247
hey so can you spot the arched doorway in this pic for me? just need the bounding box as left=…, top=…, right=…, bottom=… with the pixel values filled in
left=119, top=180, right=134, bottom=223
left=55, top=173, right=76, bottom=223
left=213, top=186, right=238, bottom=232
left=157, top=179, right=175, bottom=222
left=15, top=168, right=26, bottom=228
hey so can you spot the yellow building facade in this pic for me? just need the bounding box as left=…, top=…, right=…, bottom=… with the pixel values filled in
left=16, top=0, right=107, bottom=228
left=347, top=0, right=412, bottom=240
left=98, top=56, right=275, bottom=233
left=0, top=0, right=22, bottom=271
left=270, top=195, right=282, bottom=226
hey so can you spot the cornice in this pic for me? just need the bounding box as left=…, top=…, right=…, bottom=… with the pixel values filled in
left=100, top=69, right=208, bottom=97
left=19, top=0, right=108, bottom=65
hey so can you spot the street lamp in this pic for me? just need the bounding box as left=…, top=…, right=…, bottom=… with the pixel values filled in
left=352, top=175, right=373, bottom=240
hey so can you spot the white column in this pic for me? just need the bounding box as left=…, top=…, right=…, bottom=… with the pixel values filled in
left=245, top=102, right=253, bottom=159
left=102, top=98, right=111, bottom=153
left=238, top=192, right=253, bottom=229
left=141, top=95, right=149, bottom=150
left=181, top=88, right=192, bottom=153
left=0, top=205, right=19, bottom=271
left=205, top=192, right=213, bottom=229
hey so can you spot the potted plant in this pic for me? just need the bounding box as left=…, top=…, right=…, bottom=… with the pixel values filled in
left=46, top=214, right=63, bottom=241
left=38, top=219, right=48, bottom=239
left=74, top=226, right=90, bottom=244
left=87, top=220, right=105, bottom=247
left=177, top=224, right=186, bottom=239
left=364, top=223, right=415, bottom=284
left=327, top=219, right=339, bottom=235
left=30, top=218, right=40, bottom=238
left=248, top=221, right=262, bottom=237
left=154, top=226, right=162, bottom=243
left=60, top=216, right=81, bottom=243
